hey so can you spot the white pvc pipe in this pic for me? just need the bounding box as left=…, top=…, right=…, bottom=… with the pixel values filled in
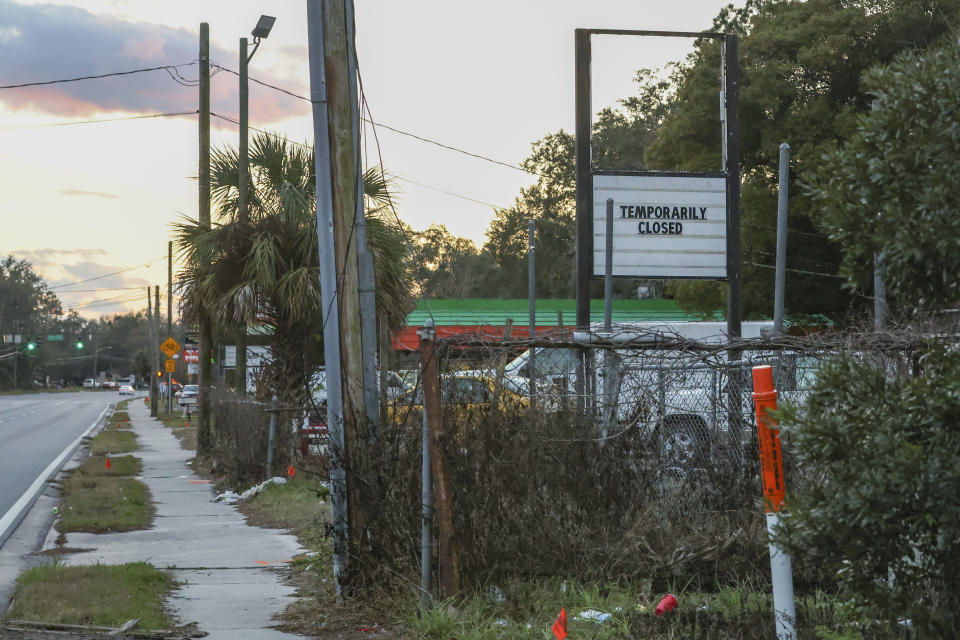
left=766, top=512, right=797, bottom=639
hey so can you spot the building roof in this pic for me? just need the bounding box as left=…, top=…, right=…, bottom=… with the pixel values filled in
left=404, top=298, right=714, bottom=327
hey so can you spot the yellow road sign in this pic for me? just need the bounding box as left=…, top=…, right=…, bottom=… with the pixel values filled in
left=160, top=337, right=181, bottom=357
left=165, top=358, right=176, bottom=373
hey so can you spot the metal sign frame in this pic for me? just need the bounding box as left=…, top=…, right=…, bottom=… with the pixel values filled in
left=574, top=28, right=741, bottom=338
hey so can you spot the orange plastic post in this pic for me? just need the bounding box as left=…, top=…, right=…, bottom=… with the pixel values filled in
left=752, top=365, right=785, bottom=512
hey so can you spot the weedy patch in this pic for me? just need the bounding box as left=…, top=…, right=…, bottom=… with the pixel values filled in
left=74, top=455, right=142, bottom=477
left=5, top=562, right=176, bottom=630
left=57, top=474, right=152, bottom=533
left=89, top=429, right=137, bottom=455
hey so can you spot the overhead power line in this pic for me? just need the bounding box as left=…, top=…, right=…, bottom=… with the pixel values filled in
left=0, top=62, right=198, bottom=90
left=49, top=256, right=167, bottom=291
left=210, top=63, right=536, bottom=177
left=0, top=111, right=197, bottom=132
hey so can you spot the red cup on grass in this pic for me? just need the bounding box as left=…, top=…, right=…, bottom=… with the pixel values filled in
left=655, top=594, right=678, bottom=616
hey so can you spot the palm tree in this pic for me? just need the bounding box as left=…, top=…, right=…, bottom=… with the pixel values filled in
left=175, top=132, right=412, bottom=406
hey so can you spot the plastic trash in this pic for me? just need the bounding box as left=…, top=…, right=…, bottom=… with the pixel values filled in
left=655, top=594, right=678, bottom=616
left=574, top=609, right=612, bottom=623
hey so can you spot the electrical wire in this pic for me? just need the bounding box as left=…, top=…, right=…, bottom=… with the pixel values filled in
left=49, top=257, right=166, bottom=290
left=746, top=261, right=845, bottom=279
left=391, top=174, right=507, bottom=209
left=0, top=111, right=198, bottom=132
left=0, top=62, right=198, bottom=90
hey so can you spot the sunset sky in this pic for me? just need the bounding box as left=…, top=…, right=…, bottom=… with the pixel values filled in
left=0, top=0, right=732, bottom=317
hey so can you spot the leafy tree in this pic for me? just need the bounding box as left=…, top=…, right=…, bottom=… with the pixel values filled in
left=485, top=71, right=672, bottom=299
left=647, top=0, right=960, bottom=320
left=806, top=39, right=960, bottom=311
left=776, top=347, right=960, bottom=634
left=0, top=256, right=62, bottom=389
left=407, top=224, right=494, bottom=298
left=176, top=133, right=412, bottom=405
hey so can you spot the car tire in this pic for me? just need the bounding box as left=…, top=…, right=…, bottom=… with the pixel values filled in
left=658, top=414, right=709, bottom=468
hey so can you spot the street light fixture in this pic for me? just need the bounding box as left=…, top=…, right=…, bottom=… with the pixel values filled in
left=237, top=14, right=275, bottom=397
left=251, top=15, right=276, bottom=42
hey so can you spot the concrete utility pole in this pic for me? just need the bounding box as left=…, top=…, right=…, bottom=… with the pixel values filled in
left=323, top=0, right=368, bottom=547
left=148, top=288, right=158, bottom=417
left=198, top=22, right=213, bottom=452
left=307, top=0, right=348, bottom=593
left=237, top=35, right=249, bottom=397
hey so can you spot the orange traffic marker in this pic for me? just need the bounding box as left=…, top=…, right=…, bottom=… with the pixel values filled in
left=551, top=608, right=567, bottom=640
left=287, top=464, right=296, bottom=478
left=105, top=457, right=112, bottom=469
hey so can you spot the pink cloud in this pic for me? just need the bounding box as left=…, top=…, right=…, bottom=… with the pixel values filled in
left=120, top=34, right=167, bottom=62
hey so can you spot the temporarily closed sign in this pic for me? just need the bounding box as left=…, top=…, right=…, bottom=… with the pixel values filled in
left=593, top=174, right=727, bottom=278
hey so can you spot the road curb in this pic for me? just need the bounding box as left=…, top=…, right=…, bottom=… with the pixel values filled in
left=0, top=404, right=111, bottom=550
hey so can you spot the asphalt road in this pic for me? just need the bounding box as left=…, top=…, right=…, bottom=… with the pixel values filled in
left=0, top=391, right=117, bottom=523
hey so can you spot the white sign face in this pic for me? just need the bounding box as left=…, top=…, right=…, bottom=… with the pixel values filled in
left=593, top=174, right=727, bottom=278
left=224, top=345, right=236, bottom=367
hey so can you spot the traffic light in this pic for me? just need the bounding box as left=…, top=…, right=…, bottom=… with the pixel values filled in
left=26, top=342, right=35, bottom=351
left=75, top=341, right=84, bottom=350
left=157, top=370, right=163, bottom=377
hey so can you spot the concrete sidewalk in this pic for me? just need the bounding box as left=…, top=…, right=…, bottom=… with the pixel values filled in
left=46, top=400, right=307, bottom=639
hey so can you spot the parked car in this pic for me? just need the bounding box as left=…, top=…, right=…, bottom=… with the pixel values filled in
left=82, top=379, right=96, bottom=389
left=118, top=385, right=135, bottom=396
left=102, top=380, right=117, bottom=390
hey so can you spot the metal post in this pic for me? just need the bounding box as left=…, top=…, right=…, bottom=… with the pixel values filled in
left=307, top=0, right=348, bottom=594
left=527, top=219, right=537, bottom=404
left=574, top=29, right=592, bottom=329
left=874, top=252, right=886, bottom=331
left=267, top=394, right=278, bottom=479
left=574, top=29, right=592, bottom=415
left=774, top=144, right=790, bottom=335
left=420, top=401, right=432, bottom=605
left=602, top=198, right=615, bottom=435
left=723, top=34, right=742, bottom=340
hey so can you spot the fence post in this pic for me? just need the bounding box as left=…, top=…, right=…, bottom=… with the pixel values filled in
left=266, top=394, right=278, bottom=479
left=752, top=365, right=796, bottom=640
left=418, top=320, right=460, bottom=596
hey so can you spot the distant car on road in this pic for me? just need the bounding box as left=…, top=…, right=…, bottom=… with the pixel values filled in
left=101, top=381, right=117, bottom=390
left=178, top=384, right=199, bottom=407
left=118, top=385, right=135, bottom=396
left=82, top=379, right=96, bottom=389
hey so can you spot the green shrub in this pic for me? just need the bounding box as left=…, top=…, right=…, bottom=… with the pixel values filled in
left=776, top=347, right=960, bottom=634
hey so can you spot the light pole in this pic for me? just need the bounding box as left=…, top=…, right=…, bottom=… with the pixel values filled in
left=237, top=14, right=276, bottom=397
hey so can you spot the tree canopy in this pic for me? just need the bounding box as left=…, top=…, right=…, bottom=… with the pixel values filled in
left=806, top=39, right=960, bottom=311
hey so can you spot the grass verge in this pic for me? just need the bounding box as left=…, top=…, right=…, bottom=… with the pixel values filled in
left=89, top=429, right=137, bottom=455
left=56, top=453, right=151, bottom=534
left=5, top=562, right=176, bottom=630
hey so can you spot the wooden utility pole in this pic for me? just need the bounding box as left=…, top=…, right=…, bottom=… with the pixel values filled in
left=322, top=0, right=368, bottom=543
left=198, top=22, right=213, bottom=452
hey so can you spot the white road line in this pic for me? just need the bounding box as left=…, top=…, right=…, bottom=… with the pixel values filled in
left=0, top=404, right=110, bottom=549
